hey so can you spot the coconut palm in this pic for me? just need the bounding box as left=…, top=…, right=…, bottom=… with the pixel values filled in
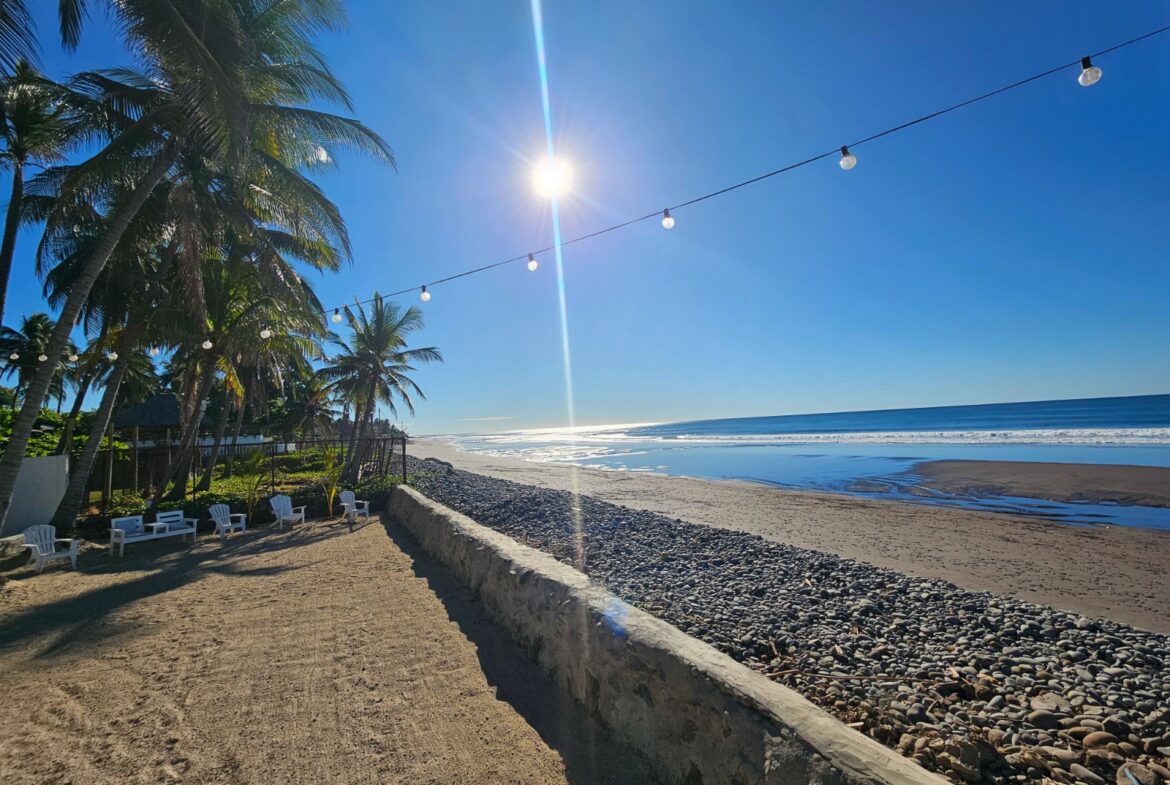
left=0, top=0, right=394, bottom=523
left=0, top=311, right=73, bottom=406
left=0, top=61, right=72, bottom=323
left=0, top=1, right=89, bottom=70
left=318, top=294, right=441, bottom=481
left=152, top=240, right=327, bottom=502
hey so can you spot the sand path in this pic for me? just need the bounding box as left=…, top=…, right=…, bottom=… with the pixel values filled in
left=0, top=517, right=647, bottom=784
left=410, top=440, right=1170, bottom=635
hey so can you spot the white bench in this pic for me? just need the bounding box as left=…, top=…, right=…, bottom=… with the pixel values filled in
left=109, top=511, right=197, bottom=557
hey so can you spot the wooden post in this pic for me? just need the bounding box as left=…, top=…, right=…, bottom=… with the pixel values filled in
left=102, top=420, right=114, bottom=513
left=132, top=426, right=140, bottom=494
left=270, top=443, right=276, bottom=494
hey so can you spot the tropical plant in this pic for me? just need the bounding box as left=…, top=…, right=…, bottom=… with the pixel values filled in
left=0, top=0, right=394, bottom=525
left=0, top=311, right=73, bottom=407
left=0, top=1, right=88, bottom=71
left=234, top=448, right=269, bottom=524
left=317, top=293, right=441, bottom=481
left=0, top=61, right=72, bottom=323
left=317, top=446, right=342, bottom=517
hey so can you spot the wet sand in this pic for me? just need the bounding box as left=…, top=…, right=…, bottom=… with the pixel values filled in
left=410, top=440, right=1170, bottom=635
left=912, top=459, right=1170, bottom=508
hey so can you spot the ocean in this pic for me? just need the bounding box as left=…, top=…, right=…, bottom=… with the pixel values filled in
left=446, top=394, right=1170, bottom=529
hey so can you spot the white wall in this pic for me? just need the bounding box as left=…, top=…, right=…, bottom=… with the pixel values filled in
left=0, top=454, right=70, bottom=538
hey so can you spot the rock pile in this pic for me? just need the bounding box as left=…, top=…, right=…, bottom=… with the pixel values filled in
left=409, top=462, right=1170, bottom=785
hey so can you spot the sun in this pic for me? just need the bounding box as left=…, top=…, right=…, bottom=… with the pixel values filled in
left=532, top=157, right=573, bottom=199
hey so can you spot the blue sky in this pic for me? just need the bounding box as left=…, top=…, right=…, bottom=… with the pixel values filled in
left=10, top=2, right=1170, bottom=434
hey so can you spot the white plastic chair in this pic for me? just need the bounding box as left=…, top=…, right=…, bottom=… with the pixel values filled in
left=22, top=525, right=78, bottom=573
left=339, top=490, right=370, bottom=521
left=269, top=494, right=305, bottom=530
left=208, top=504, right=247, bottom=540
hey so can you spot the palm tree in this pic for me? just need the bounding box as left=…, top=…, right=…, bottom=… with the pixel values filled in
left=318, top=294, right=441, bottom=481
left=0, top=311, right=73, bottom=406
left=156, top=241, right=327, bottom=501
left=0, top=0, right=394, bottom=523
left=0, top=1, right=88, bottom=71
left=0, top=61, right=71, bottom=323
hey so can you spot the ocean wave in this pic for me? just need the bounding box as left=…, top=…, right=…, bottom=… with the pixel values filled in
left=452, top=427, right=1170, bottom=449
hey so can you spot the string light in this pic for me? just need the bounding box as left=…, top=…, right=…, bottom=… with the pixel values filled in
left=311, top=25, right=1168, bottom=312
left=420, top=285, right=431, bottom=302
left=839, top=146, right=857, bottom=170
left=7, top=352, right=16, bottom=360
left=201, top=339, right=213, bottom=350
left=260, top=328, right=273, bottom=339
left=68, top=353, right=79, bottom=362
left=527, top=253, right=539, bottom=272
left=1078, top=56, right=1102, bottom=86
left=37, top=353, right=47, bottom=362
left=150, top=347, right=160, bottom=357
left=107, top=351, right=118, bottom=361
left=331, top=308, right=342, bottom=324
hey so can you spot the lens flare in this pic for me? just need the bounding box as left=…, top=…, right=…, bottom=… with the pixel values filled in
left=532, top=157, right=573, bottom=198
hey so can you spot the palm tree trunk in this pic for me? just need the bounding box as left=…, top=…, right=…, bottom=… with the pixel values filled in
left=151, top=363, right=216, bottom=508
left=342, top=400, right=364, bottom=481
left=0, top=144, right=176, bottom=527
left=56, top=372, right=94, bottom=454
left=0, top=162, right=25, bottom=327
left=49, top=324, right=142, bottom=529
left=195, top=393, right=231, bottom=491
left=224, top=385, right=249, bottom=478
left=346, top=391, right=377, bottom=483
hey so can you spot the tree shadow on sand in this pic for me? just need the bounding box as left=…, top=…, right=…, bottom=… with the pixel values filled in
left=381, top=517, right=660, bottom=785
left=0, top=521, right=355, bottom=659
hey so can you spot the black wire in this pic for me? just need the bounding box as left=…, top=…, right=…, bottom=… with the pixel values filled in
left=337, top=23, right=1170, bottom=310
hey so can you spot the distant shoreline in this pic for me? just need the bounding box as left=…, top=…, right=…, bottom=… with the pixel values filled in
left=909, top=459, right=1170, bottom=509
left=409, top=438, right=1170, bottom=634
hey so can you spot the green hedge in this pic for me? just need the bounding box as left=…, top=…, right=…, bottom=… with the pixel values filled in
left=74, top=471, right=411, bottom=541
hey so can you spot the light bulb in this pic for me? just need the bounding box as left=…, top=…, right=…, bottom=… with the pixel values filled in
left=150, top=347, right=160, bottom=357
left=68, top=353, right=79, bottom=362
left=107, top=351, right=118, bottom=361
left=260, top=328, right=273, bottom=340
left=1078, top=56, right=1101, bottom=87
left=8, top=352, right=17, bottom=360
left=331, top=308, right=342, bottom=324
left=661, top=208, right=675, bottom=229
left=839, top=146, right=857, bottom=170
left=527, top=253, right=539, bottom=272
left=37, top=353, right=47, bottom=362
left=420, top=285, right=431, bottom=302
left=201, top=339, right=213, bottom=350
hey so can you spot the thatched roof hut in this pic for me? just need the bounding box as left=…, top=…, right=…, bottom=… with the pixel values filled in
left=113, top=394, right=211, bottom=430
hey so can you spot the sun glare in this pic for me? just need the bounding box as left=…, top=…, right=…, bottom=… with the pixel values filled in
left=532, top=157, right=573, bottom=198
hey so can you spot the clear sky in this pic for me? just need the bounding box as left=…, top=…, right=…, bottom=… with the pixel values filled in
left=10, top=2, right=1170, bottom=434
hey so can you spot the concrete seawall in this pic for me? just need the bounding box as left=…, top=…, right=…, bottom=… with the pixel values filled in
left=390, top=485, right=948, bottom=785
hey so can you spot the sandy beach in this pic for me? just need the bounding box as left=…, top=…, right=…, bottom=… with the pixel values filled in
left=913, top=460, right=1170, bottom=508
left=0, top=516, right=649, bottom=784
left=410, top=439, right=1170, bottom=634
